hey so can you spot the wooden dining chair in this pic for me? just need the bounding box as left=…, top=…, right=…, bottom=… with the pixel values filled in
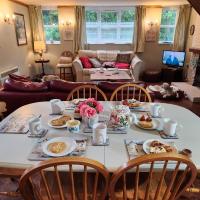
left=110, top=83, right=152, bottom=102
left=19, top=157, right=109, bottom=200
left=109, top=153, right=197, bottom=200
left=67, top=85, right=108, bottom=101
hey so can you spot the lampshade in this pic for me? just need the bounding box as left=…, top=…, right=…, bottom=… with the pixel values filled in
left=34, top=41, right=46, bottom=52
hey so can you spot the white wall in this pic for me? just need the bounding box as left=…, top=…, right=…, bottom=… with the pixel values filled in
left=0, top=0, right=33, bottom=75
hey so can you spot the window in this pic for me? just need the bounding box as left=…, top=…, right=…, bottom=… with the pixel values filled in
left=159, top=8, right=178, bottom=44
left=86, top=7, right=135, bottom=44
left=42, top=9, right=60, bottom=44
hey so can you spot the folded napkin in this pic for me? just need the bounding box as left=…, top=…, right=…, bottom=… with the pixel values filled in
left=50, top=99, right=65, bottom=114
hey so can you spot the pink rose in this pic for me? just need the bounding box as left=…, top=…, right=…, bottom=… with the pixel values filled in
left=96, top=102, right=103, bottom=113
left=84, top=106, right=97, bottom=118
left=79, top=104, right=89, bottom=116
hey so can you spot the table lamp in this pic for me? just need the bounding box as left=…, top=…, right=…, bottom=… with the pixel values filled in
left=34, top=41, right=46, bottom=60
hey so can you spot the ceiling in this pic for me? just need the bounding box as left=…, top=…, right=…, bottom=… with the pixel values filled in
left=16, top=0, right=189, bottom=6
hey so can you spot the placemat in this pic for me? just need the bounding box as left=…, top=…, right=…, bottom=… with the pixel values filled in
left=124, top=139, right=176, bottom=160
left=0, top=114, right=39, bottom=134
left=83, top=126, right=127, bottom=134
left=28, top=137, right=88, bottom=161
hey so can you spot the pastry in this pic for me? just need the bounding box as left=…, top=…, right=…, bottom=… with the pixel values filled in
left=50, top=115, right=71, bottom=126
left=48, top=142, right=67, bottom=154
left=59, top=115, right=71, bottom=122
left=122, top=99, right=141, bottom=108
left=138, top=121, right=153, bottom=128
left=138, top=115, right=153, bottom=128
left=51, top=119, right=66, bottom=126
left=149, top=140, right=174, bottom=154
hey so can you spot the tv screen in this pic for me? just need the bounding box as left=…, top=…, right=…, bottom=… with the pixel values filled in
left=162, top=50, right=186, bottom=67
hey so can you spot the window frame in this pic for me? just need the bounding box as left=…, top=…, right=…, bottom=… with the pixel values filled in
left=86, top=7, right=135, bottom=45
left=42, top=7, right=61, bottom=45
left=158, top=7, right=179, bottom=45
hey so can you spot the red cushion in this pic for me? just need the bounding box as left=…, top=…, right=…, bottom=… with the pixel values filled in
left=3, top=78, right=48, bottom=92
left=80, top=57, right=93, bottom=68
left=115, top=62, right=130, bottom=69
left=9, top=73, right=29, bottom=82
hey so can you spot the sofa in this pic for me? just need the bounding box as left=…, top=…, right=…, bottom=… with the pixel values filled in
left=0, top=76, right=147, bottom=116
left=73, top=50, right=144, bottom=82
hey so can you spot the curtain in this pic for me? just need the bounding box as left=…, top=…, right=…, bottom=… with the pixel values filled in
left=28, top=5, right=46, bottom=51
left=73, top=6, right=87, bottom=53
left=173, top=5, right=191, bottom=51
left=133, top=6, right=146, bottom=53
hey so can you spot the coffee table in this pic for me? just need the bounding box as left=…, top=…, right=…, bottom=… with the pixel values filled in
left=90, top=69, right=132, bottom=82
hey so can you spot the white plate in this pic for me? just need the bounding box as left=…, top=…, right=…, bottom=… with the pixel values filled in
left=134, top=119, right=158, bottom=130
left=72, top=99, right=85, bottom=105
left=143, top=139, right=177, bottom=154
left=148, top=85, right=162, bottom=92
left=42, top=137, right=77, bottom=157
left=48, top=117, right=68, bottom=129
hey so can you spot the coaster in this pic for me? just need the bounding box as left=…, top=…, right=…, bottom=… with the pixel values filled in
left=92, top=138, right=110, bottom=146
left=83, top=127, right=127, bottom=134
left=28, top=129, right=48, bottom=138
left=159, top=130, right=179, bottom=139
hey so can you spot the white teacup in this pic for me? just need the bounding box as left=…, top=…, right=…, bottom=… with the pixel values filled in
left=163, top=119, right=182, bottom=136
left=92, top=123, right=107, bottom=144
left=150, top=104, right=164, bottom=117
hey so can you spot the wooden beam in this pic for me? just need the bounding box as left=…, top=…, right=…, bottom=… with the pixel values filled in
left=187, top=0, right=200, bottom=15
left=8, top=0, right=28, bottom=7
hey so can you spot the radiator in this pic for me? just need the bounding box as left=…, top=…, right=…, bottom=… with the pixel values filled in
left=0, top=66, right=19, bottom=84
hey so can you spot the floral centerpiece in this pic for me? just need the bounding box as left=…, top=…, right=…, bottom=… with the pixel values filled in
left=75, top=98, right=103, bottom=128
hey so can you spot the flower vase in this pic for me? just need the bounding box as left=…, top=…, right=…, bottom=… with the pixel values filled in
left=88, top=115, right=99, bottom=128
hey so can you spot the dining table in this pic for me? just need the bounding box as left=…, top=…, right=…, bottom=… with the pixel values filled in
left=0, top=101, right=200, bottom=176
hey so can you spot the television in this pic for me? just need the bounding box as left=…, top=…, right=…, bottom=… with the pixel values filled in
left=162, top=50, right=186, bottom=68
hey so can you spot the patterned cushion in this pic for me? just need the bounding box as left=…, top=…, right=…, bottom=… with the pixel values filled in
left=80, top=57, right=93, bottom=68
left=102, top=62, right=116, bottom=68
left=89, top=58, right=102, bottom=68
left=116, top=53, right=131, bottom=64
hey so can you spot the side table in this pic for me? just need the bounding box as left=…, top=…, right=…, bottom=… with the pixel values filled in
left=35, top=59, right=50, bottom=76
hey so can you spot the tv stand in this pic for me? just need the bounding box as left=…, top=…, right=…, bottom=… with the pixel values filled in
left=162, top=66, right=183, bottom=82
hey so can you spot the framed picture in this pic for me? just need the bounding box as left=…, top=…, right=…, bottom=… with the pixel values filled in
left=14, top=13, right=27, bottom=46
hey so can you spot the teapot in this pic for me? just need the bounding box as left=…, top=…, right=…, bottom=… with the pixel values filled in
left=110, top=105, right=136, bottom=128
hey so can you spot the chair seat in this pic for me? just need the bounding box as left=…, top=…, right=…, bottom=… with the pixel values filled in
left=57, top=63, right=72, bottom=68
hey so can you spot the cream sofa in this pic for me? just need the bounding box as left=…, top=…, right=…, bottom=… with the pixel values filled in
left=72, top=50, right=144, bottom=82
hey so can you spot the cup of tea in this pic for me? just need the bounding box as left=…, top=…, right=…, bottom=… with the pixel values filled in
left=150, top=104, right=164, bottom=117
left=92, top=123, right=107, bottom=145
left=163, top=119, right=182, bottom=136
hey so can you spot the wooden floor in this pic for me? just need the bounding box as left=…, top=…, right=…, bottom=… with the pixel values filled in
left=0, top=176, right=200, bottom=200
